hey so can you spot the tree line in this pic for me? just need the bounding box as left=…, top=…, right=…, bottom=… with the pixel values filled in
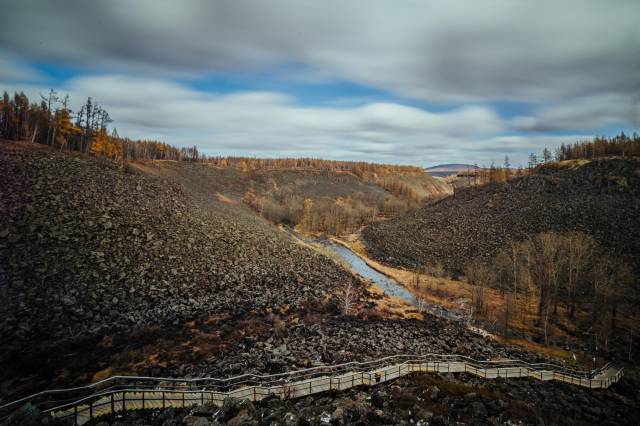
left=205, top=156, right=425, bottom=181
left=461, top=133, right=639, bottom=190
left=0, top=90, right=200, bottom=162
left=525, top=132, right=640, bottom=167
left=555, top=132, right=640, bottom=161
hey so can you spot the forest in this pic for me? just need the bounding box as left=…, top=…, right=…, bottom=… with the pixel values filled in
left=463, top=231, right=635, bottom=357
left=0, top=90, right=198, bottom=162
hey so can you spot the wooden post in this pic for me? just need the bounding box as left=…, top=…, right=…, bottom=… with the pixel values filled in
left=89, top=400, right=93, bottom=420
left=122, top=391, right=126, bottom=413
left=142, top=391, right=145, bottom=409
left=162, top=391, right=165, bottom=409
left=111, top=393, right=115, bottom=414
left=74, top=405, right=78, bottom=426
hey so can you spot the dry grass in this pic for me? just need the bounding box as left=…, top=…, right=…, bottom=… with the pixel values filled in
left=335, top=234, right=604, bottom=358
left=215, top=192, right=236, bottom=204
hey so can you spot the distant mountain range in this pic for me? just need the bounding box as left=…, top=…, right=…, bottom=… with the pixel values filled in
left=425, top=163, right=478, bottom=177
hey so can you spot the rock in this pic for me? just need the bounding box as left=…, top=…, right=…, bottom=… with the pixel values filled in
left=4, top=403, right=43, bottom=426
left=216, top=397, right=239, bottom=422
left=183, top=416, right=212, bottom=426
left=191, top=403, right=217, bottom=416
left=283, top=412, right=297, bottom=425
left=371, top=389, right=386, bottom=409
left=470, top=401, right=488, bottom=418
left=319, top=411, right=332, bottom=424
left=332, top=405, right=345, bottom=421
left=61, top=296, right=75, bottom=306
left=429, top=385, right=440, bottom=400
left=226, top=400, right=256, bottom=425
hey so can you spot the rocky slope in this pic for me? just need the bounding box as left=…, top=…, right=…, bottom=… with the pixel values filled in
left=3, top=143, right=639, bottom=425
left=10, top=366, right=639, bottom=425
left=0, top=142, right=465, bottom=403
left=7, top=314, right=640, bottom=425
left=363, top=158, right=640, bottom=274
left=0, top=141, right=356, bottom=343
left=73, top=372, right=638, bottom=426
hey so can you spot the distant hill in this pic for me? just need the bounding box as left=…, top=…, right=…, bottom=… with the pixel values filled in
left=426, top=163, right=478, bottom=178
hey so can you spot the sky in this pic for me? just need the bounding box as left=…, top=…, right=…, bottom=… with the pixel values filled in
left=1, top=0, right=639, bottom=167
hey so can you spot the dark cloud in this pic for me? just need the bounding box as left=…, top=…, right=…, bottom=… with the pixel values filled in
left=3, top=0, right=638, bottom=103
left=1, top=0, right=637, bottom=165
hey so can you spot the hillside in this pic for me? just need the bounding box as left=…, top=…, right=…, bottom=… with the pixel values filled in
left=0, top=140, right=356, bottom=342
left=2, top=142, right=640, bottom=426
left=363, top=158, right=640, bottom=274
left=132, top=160, right=452, bottom=235
left=0, top=141, right=528, bottom=401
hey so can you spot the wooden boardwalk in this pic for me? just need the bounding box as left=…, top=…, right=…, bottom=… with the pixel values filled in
left=42, top=359, right=622, bottom=425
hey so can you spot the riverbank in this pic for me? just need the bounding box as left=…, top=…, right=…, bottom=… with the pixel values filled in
left=331, top=233, right=594, bottom=366
left=284, top=227, right=421, bottom=319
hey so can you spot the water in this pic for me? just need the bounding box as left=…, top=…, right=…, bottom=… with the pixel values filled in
left=288, top=230, right=473, bottom=325
left=320, top=240, right=417, bottom=305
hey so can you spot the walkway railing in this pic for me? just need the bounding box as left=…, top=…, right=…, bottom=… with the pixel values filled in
left=0, top=354, right=622, bottom=425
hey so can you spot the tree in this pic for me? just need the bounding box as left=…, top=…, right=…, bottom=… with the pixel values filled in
left=562, top=232, right=596, bottom=318
left=41, top=88, right=58, bottom=146
left=464, top=260, right=494, bottom=316
left=336, top=280, right=358, bottom=315
left=54, top=108, right=75, bottom=150
left=542, top=147, right=552, bottom=163
left=90, top=128, right=110, bottom=157
left=503, top=155, right=511, bottom=180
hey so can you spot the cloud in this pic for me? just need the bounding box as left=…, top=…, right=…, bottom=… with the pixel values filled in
left=2, top=0, right=638, bottom=104
left=511, top=93, right=640, bottom=131
left=1, top=74, right=515, bottom=164
left=0, top=1, right=636, bottom=165
left=0, top=56, right=46, bottom=82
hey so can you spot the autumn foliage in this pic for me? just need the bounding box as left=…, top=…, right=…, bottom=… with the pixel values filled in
left=0, top=90, right=195, bottom=162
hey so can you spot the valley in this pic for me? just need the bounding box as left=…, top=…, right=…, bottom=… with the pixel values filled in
left=2, top=2, right=639, bottom=424
left=1, top=135, right=640, bottom=425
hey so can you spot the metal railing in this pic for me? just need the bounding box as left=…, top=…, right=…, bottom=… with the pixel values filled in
left=0, top=354, right=622, bottom=425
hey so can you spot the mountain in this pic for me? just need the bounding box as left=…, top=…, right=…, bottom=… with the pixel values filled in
left=426, top=163, right=478, bottom=178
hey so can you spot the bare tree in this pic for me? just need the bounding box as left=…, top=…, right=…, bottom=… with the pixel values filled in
left=563, top=232, right=596, bottom=318
left=337, top=280, right=357, bottom=315
left=40, top=88, right=58, bottom=146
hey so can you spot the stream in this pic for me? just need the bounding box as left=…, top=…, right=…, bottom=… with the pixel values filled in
left=290, top=230, right=490, bottom=334
left=291, top=231, right=456, bottom=311
left=317, top=239, right=417, bottom=304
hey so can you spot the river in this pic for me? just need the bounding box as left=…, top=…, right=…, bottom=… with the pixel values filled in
left=317, top=239, right=417, bottom=304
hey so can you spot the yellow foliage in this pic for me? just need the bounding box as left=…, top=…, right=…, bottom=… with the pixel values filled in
left=91, top=129, right=121, bottom=159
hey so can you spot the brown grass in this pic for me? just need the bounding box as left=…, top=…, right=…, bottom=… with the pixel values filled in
left=335, top=234, right=602, bottom=360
